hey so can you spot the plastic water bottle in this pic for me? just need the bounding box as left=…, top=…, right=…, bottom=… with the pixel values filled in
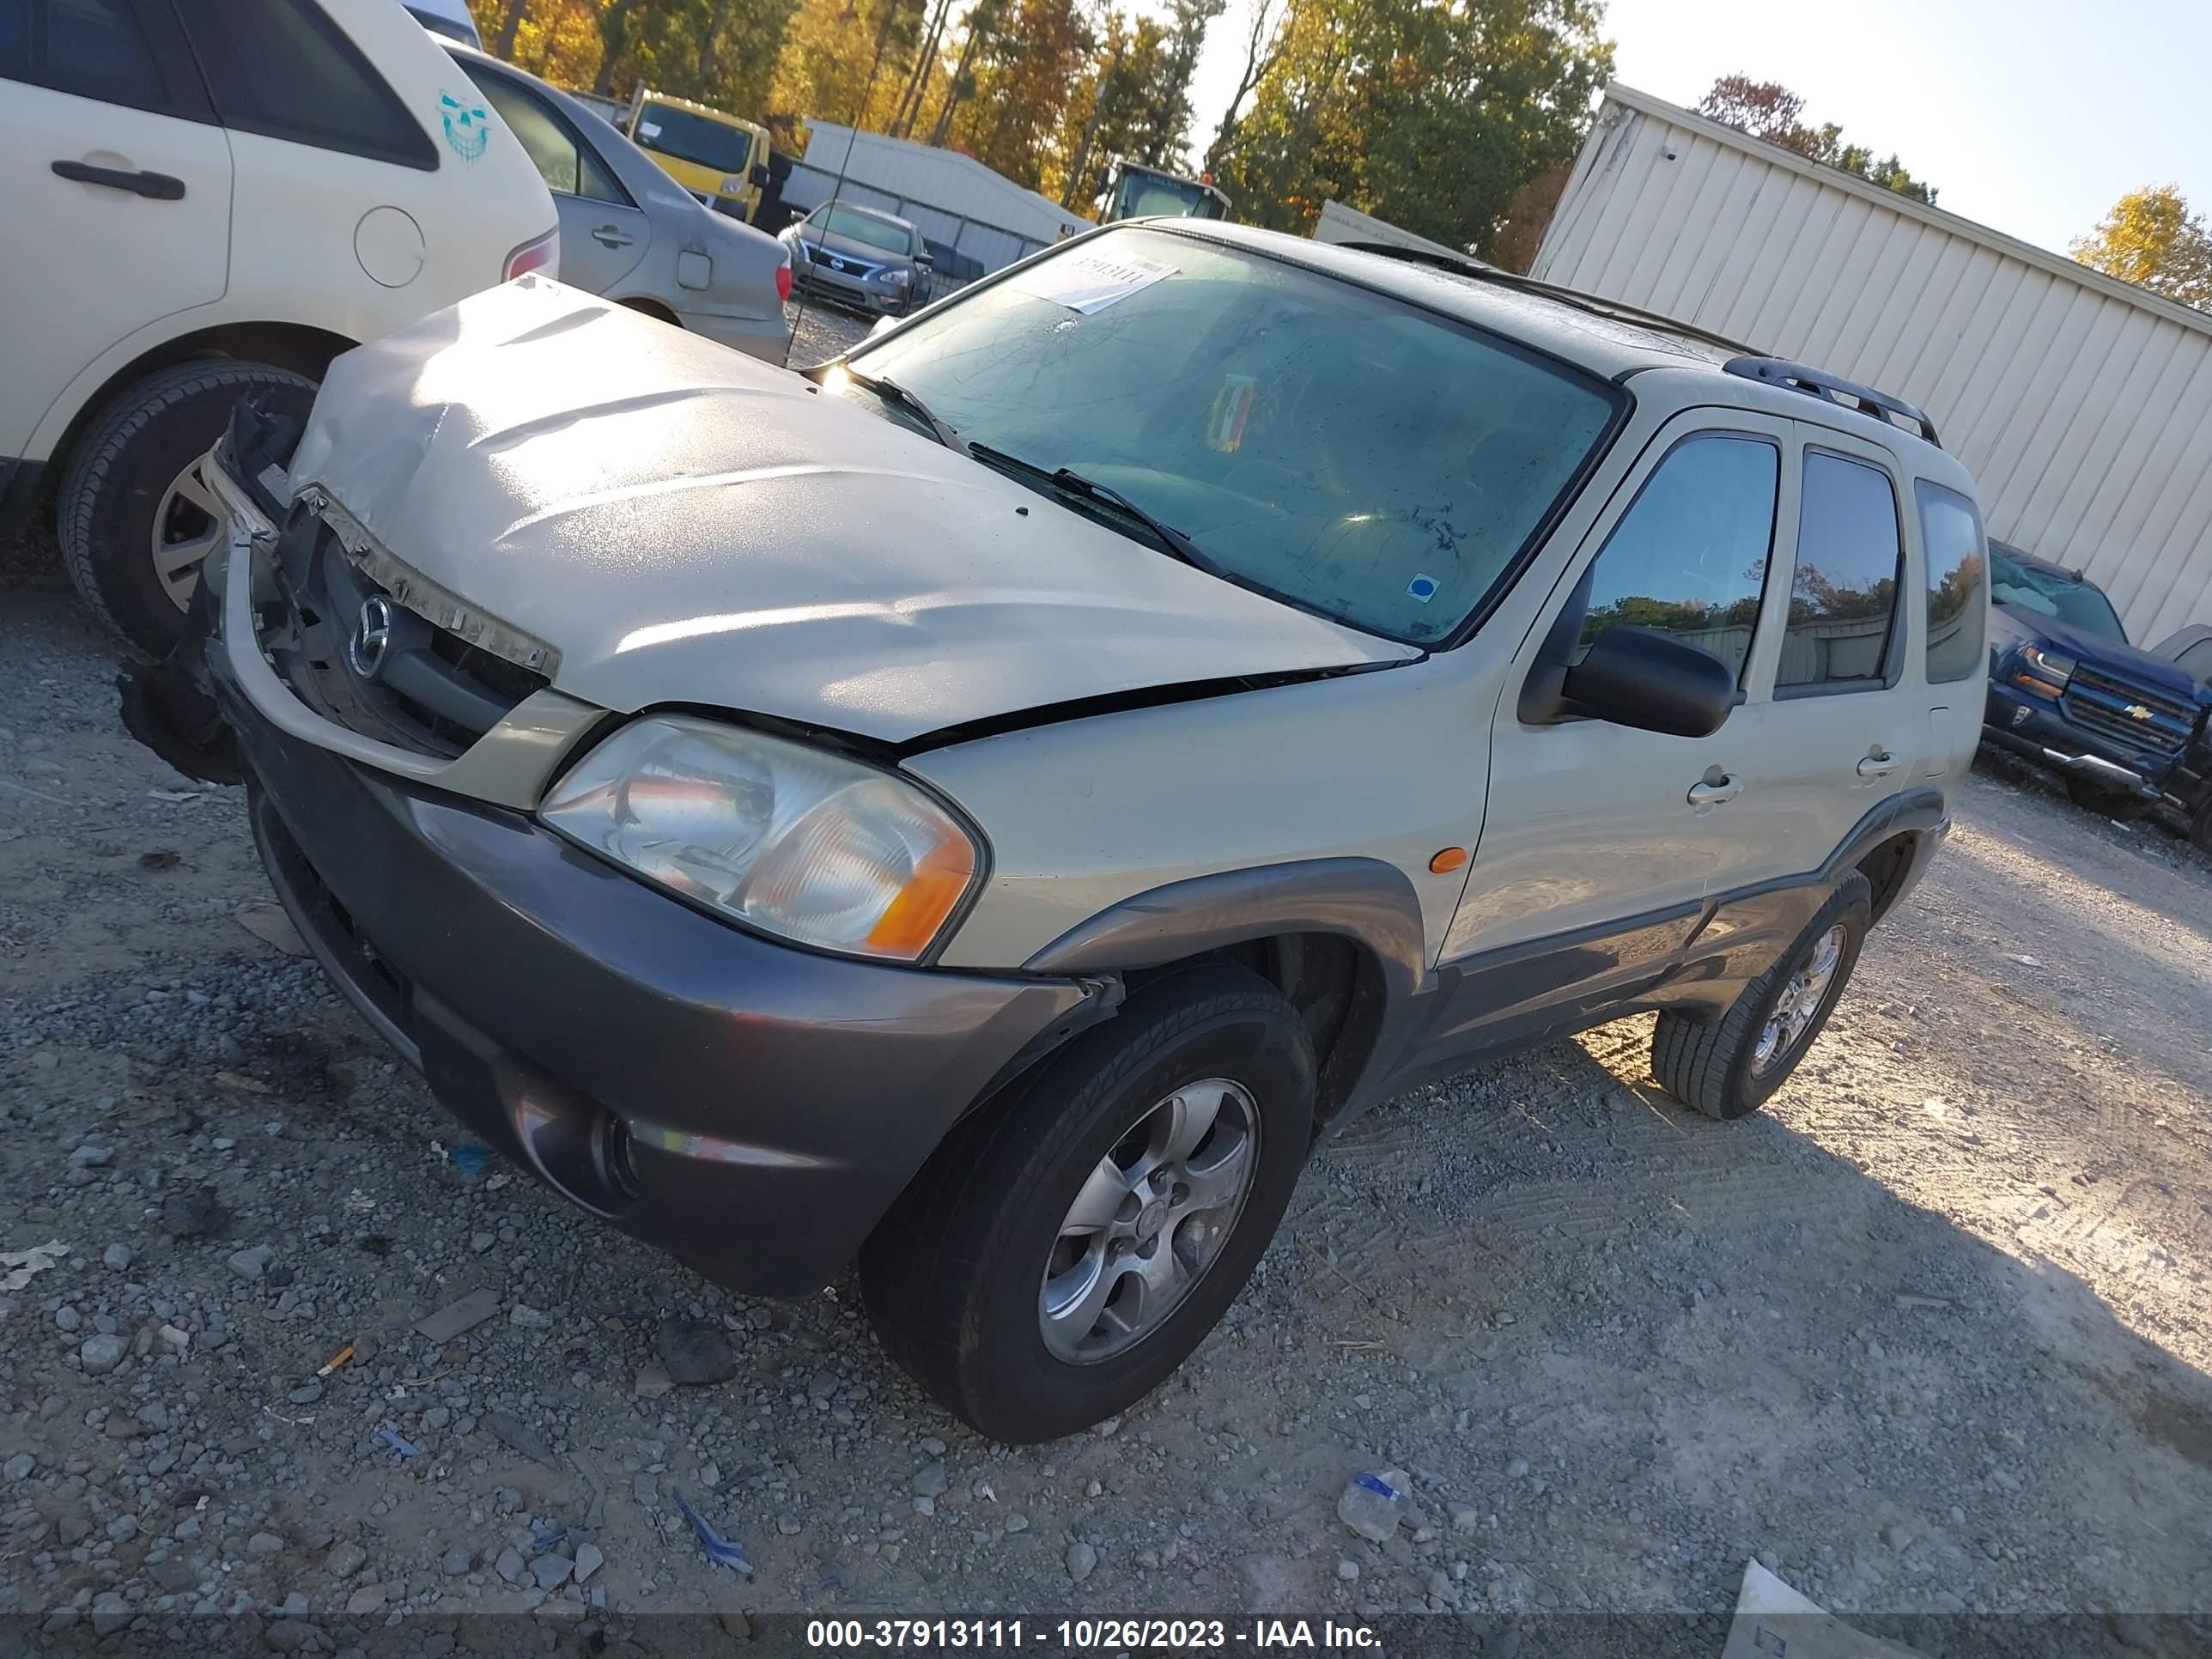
left=1337, top=1469, right=1410, bottom=1542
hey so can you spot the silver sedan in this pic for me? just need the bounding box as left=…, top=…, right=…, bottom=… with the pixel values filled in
left=447, top=46, right=792, bottom=362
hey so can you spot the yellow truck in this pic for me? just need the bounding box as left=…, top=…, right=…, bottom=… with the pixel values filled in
left=622, top=88, right=773, bottom=223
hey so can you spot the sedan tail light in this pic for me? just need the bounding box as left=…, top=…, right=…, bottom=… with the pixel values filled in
left=776, top=255, right=793, bottom=304
left=503, top=228, right=559, bottom=282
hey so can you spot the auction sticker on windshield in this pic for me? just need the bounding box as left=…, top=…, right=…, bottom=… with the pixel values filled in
left=1013, top=248, right=1177, bottom=314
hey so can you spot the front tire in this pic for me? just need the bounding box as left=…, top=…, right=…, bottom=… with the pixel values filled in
left=59, top=361, right=318, bottom=656
left=860, top=963, right=1316, bottom=1443
left=1652, top=871, right=1872, bottom=1121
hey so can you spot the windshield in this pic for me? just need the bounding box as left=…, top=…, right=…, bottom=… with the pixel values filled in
left=633, top=102, right=751, bottom=173
left=812, top=205, right=915, bottom=256
left=848, top=228, right=1621, bottom=644
left=1112, top=172, right=1227, bottom=220
left=1989, top=547, right=2126, bottom=641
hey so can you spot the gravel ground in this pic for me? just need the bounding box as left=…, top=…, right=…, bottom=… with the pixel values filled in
left=784, top=298, right=877, bottom=368
left=2, top=507, right=2209, bottom=1656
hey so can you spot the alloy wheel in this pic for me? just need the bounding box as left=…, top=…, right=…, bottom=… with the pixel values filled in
left=1753, top=924, right=1848, bottom=1074
left=149, top=459, right=225, bottom=612
left=1039, top=1078, right=1261, bottom=1364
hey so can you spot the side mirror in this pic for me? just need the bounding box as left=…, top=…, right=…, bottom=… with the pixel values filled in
left=915, top=252, right=933, bottom=268
left=1556, top=625, right=1737, bottom=738
left=750, top=163, right=771, bottom=188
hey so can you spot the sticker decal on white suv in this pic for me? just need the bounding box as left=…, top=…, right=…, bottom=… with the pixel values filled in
left=440, top=92, right=490, bottom=162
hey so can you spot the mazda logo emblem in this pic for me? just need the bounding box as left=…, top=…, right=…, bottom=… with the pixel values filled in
left=348, top=597, right=394, bottom=678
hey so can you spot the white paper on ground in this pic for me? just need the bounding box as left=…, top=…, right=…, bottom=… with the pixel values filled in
left=1010, top=248, right=1177, bottom=314
left=1718, top=1560, right=1929, bottom=1659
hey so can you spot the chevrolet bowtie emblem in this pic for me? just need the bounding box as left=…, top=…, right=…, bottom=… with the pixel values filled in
left=2124, top=703, right=2154, bottom=720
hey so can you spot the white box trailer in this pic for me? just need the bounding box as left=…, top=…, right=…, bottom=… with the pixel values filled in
left=783, top=123, right=1091, bottom=277
left=1535, top=83, right=2212, bottom=644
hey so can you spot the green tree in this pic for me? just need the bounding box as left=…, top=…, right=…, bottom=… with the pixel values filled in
left=2070, top=185, right=2212, bottom=310
left=1695, top=76, right=1936, bottom=205
left=1214, top=0, right=1613, bottom=256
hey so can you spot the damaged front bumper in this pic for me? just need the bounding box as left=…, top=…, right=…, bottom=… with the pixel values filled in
left=175, top=429, right=1102, bottom=1296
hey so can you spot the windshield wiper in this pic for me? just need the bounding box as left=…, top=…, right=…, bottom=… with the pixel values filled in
left=964, top=443, right=1219, bottom=574
left=822, top=364, right=962, bottom=449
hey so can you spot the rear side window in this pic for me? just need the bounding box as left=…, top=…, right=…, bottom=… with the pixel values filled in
left=2, top=0, right=204, bottom=116
left=172, top=0, right=438, bottom=170
left=468, top=70, right=626, bottom=204
left=1777, top=451, right=1904, bottom=693
left=1576, top=434, right=1779, bottom=685
left=1916, top=480, right=1988, bottom=684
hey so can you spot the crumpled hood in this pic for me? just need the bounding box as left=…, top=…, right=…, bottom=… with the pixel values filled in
left=289, top=277, right=1416, bottom=743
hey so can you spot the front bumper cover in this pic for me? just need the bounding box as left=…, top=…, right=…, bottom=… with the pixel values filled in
left=191, top=445, right=1103, bottom=1297
left=1982, top=682, right=2172, bottom=799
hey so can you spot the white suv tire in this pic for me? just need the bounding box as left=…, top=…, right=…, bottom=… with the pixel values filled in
left=60, top=361, right=318, bottom=657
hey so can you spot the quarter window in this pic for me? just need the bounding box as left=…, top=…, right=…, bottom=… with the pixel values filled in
left=1916, top=480, right=1987, bottom=684
left=1777, top=452, right=1904, bottom=692
left=1576, top=434, right=1780, bottom=684
left=470, top=72, right=626, bottom=204
left=172, top=0, right=437, bottom=169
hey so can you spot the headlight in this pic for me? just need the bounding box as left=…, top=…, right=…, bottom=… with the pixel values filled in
left=539, top=717, right=980, bottom=962
left=2016, top=642, right=2076, bottom=691
left=881, top=268, right=911, bottom=286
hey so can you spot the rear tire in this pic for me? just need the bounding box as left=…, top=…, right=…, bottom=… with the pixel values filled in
left=59, top=361, right=317, bottom=656
left=1652, top=872, right=1873, bottom=1121
left=859, top=963, right=1315, bottom=1443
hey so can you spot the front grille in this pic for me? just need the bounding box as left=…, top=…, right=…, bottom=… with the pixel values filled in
left=2062, top=665, right=2196, bottom=756
left=272, top=514, right=548, bottom=758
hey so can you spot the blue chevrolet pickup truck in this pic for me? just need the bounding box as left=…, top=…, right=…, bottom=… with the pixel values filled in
left=1982, top=544, right=2212, bottom=853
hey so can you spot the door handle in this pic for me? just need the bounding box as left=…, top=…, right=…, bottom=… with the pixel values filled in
left=52, top=160, right=185, bottom=199
left=1686, top=775, right=1741, bottom=805
left=1856, top=751, right=1901, bottom=778
left=591, top=225, right=635, bottom=247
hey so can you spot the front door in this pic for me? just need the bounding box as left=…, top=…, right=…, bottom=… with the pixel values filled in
left=1426, top=412, right=1802, bottom=1048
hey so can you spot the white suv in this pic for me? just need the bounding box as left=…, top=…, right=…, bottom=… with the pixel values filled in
left=0, top=0, right=556, bottom=653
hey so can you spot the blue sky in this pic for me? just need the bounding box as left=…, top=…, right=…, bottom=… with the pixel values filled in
left=1188, top=0, right=2212, bottom=257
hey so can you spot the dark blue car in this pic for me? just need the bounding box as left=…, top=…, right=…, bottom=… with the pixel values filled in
left=1982, top=544, right=2212, bottom=848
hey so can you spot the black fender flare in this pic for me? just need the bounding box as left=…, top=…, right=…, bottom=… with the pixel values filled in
left=1021, top=856, right=1429, bottom=999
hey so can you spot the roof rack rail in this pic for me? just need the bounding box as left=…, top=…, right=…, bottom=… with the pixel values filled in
left=1333, top=241, right=1760, bottom=357
left=1723, top=356, right=1942, bottom=447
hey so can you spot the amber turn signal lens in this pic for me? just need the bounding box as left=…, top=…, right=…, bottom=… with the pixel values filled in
left=1429, top=847, right=1468, bottom=873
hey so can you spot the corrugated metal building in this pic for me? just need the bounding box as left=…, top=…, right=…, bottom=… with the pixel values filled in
left=784, top=124, right=1091, bottom=276
left=1535, top=83, right=2212, bottom=644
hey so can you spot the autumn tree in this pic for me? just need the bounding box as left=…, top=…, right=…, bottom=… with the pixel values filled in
left=2070, top=185, right=2212, bottom=310
left=1214, top=0, right=1612, bottom=255
left=943, top=0, right=1090, bottom=188
left=1696, top=75, right=1935, bottom=205
left=1203, top=0, right=1287, bottom=174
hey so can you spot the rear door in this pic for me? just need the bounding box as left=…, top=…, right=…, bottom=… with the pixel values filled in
left=462, top=64, right=650, bottom=295
left=1713, top=430, right=1922, bottom=878
left=0, top=0, right=230, bottom=458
